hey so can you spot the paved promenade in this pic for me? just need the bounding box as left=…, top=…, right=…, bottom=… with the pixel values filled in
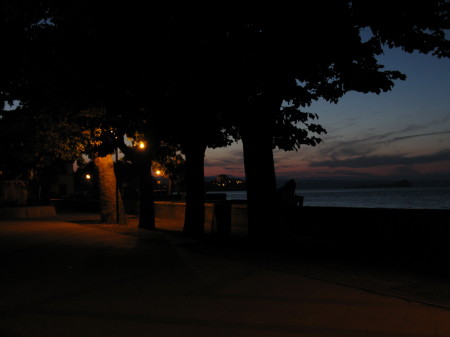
left=1, top=213, right=450, bottom=336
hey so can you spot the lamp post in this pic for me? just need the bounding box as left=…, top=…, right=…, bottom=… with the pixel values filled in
left=115, top=147, right=119, bottom=224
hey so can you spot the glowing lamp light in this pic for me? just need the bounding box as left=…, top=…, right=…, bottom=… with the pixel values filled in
left=85, top=174, right=91, bottom=180
left=138, top=142, right=145, bottom=149
left=155, top=169, right=162, bottom=176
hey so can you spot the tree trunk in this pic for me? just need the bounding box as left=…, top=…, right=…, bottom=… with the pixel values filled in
left=94, top=154, right=127, bottom=224
left=167, top=175, right=174, bottom=197
left=137, top=160, right=156, bottom=230
left=240, top=94, right=281, bottom=241
left=242, top=126, right=277, bottom=241
left=182, top=142, right=207, bottom=237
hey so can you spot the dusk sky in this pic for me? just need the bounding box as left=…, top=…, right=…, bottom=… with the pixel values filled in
left=204, top=47, right=450, bottom=182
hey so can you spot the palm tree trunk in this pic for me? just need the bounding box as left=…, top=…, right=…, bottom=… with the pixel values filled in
left=94, top=154, right=127, bottom=224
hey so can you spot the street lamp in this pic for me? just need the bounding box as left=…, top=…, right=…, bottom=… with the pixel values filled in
left=115, top=147, right=119, bottom=224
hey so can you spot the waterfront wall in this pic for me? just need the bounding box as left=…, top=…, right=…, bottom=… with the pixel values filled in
left=153, top=201, right=248, bottom=236
left=45, top=198, right=450, bottom=258
left=154, top=201, right=215, bottom=233
left=149, top=202, right=450, bottom=241
left=152, top=202, right=450, bottom=260
left=295, top=206, right=450, bottom=263
left=298, top=206, right=450, bottom=244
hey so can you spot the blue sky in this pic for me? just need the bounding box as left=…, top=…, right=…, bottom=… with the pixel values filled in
left=205, top=47, right=450, bottom=181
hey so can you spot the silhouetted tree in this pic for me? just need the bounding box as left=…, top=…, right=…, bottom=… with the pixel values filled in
left=0, top=105, right=90, bottom=204
left=158, top=18, right=234, bottom=237
left=2, top=2, right=449, bottom=241
left=213, top=3, right=449, bottom=240
left=0, top=2, right=160, bottom=224
left=151, top=145, right=185, bottom=197
left=116, top=134, right=158, bottom=230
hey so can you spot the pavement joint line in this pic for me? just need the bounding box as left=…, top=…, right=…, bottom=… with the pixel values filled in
left=287, top=272, right=450, bottom=312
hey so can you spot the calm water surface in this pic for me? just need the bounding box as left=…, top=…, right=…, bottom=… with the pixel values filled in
left=224, top=187, right=450, bottom=210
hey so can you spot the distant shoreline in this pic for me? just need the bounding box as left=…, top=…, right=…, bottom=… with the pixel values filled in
left=351, top=179, right=412, bottom=189
left=295, top=179, right=450, bottom=190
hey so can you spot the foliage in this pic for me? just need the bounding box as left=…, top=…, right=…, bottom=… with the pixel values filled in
left=274, top=105, right=327, bottom=151
left=151, top=142, right=185, bottom=182
left=1, top=1, right=449, bottom=176
left=0, top=106, right=89, bottom=179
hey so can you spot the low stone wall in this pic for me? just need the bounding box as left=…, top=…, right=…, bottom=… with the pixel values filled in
left=230, top=203, right=248, bottom=235
left=0, top=206, right=56, bottom=219
left=154, top=201, right=216, bottom=233
left=153, top=201, right=249, bottom=237
left=151, top=203, right=450, bottom=251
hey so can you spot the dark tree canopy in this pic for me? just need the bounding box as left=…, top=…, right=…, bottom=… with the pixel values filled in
left=2, top=2, right=449, bottom=129
left=1, top=1, right=449, bottom=237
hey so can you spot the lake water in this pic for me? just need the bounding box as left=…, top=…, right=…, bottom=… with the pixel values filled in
left=223, top=187, right=450, bottom=210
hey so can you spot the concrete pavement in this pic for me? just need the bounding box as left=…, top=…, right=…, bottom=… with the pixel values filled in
left=1, top=214, right=450, bottom=336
